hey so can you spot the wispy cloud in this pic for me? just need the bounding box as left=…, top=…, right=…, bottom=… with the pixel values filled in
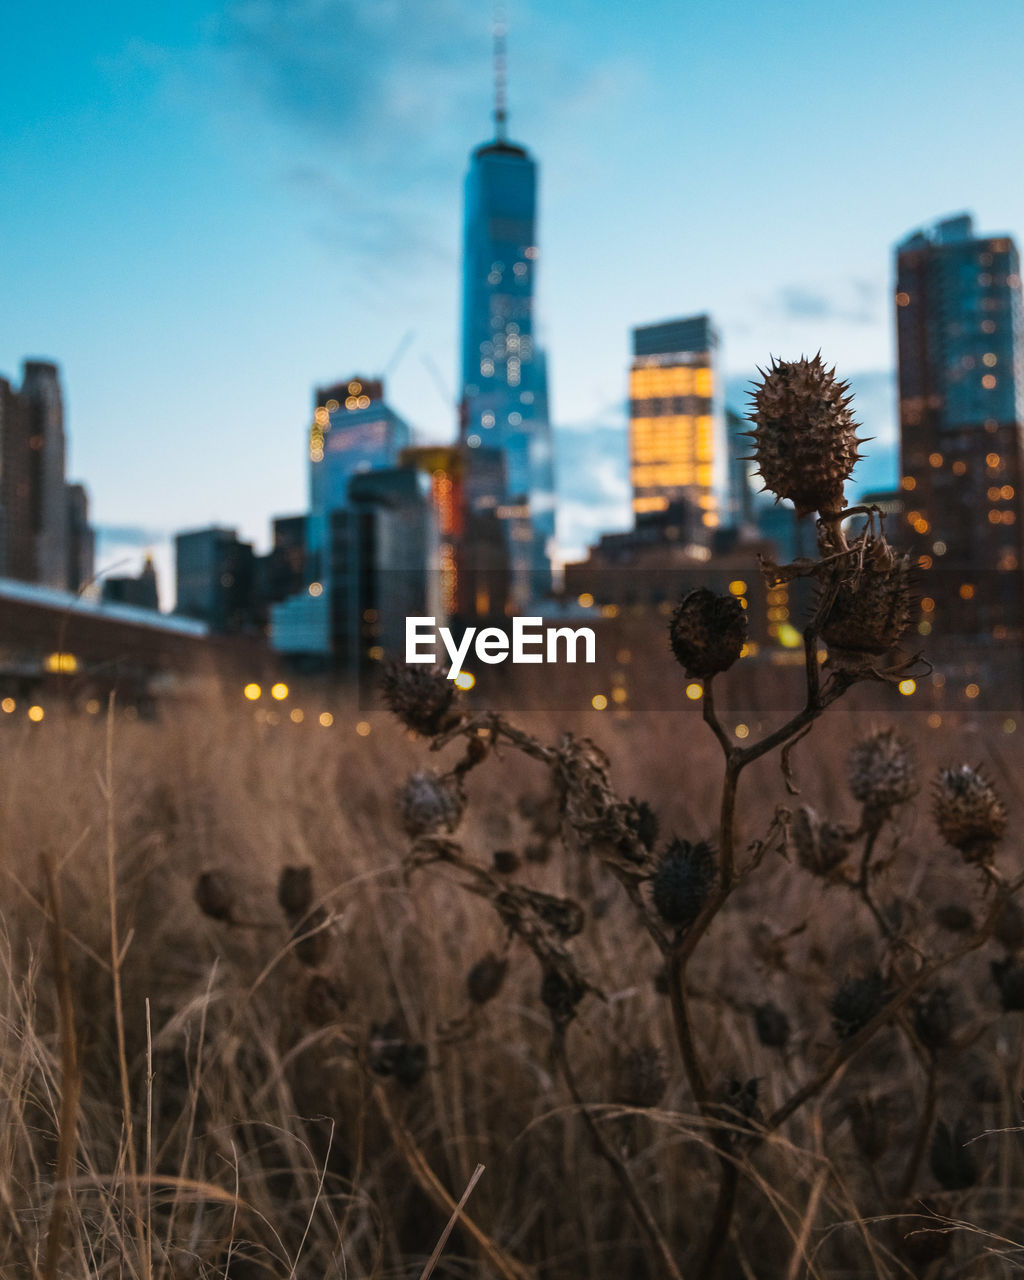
left=767, top=279, right=880, bottom=326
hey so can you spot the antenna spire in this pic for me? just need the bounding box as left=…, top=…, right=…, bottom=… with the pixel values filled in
left=493, top=5, right=507, bottom=140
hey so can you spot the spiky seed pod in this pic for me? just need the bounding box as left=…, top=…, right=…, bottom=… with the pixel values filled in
left=930, top=1120, right=978, bottom=1190
left=613, top=1046, right=668, bottom=1109
left=397, top=770, right=465, bottom=838
left=668, top=588, right=747, bottom=680
left=820, top=541, right=911, bottom=658
left=990, top=958, right=1024, bottom=1012
left=830, top=970, right=890, bottom=1039
left=712, top=1078, right=762, bottom=1152
left=651, top=839, right=716, bottom=928
left=194, top=870, right=236, bottom=923
left=933, top=764, right=1007, bottom=863
left=746, top=354, right=862, bottom=516
left=467, top=953, right=508, bottom=1005
left=846, top=1096, right=891, bottom=1163
left=379, top=657, right=461, bottom=737
left=994, top=898, right=1024, bottom=952
left=492, top=849, right=521, bottom=875
left=935, top=903, right=975, bottom=933
left=291, top=905, right=330, bottom=968
left=788, top=806, right=852, bottom=878
left=367, top=1020, right=426, bottom=1083
left=753, top=1003, right=790, bottom=1050
left=848, top=728, right=917, bottom=817
left=277, top=865, right=314, bottom=922
left=539, top=968, right=587, bottom=1023
left=914, top=987, right=954, bottom=1052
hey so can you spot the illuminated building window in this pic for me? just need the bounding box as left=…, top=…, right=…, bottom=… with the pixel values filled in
left=959, top=584, right=975, bottom=600
left=952, top=460, right=966, bottom=475
left=983, top=353, right=997, bottom=367
left=986, top=453, right=1001, bottom=468
left=896, top=291, right=910, bottom=306
left=929, top=453, right=943, bottom=467
left=982, top=374, right=997, bottom=389
left=901, top=476, right=916, bottom=490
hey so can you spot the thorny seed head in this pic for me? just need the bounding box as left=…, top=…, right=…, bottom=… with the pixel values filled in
left=368, top=1021, right=428, bottom=1087
left=914, top=987, right=954, bottom=1052
left=990, top=958, right=1024, bottom=1012
left=668, top=588, right=747, bottom=680
left=466, top=952, right=508, bottom=1005
left=930, top=1120, right=978, bottom=1190
left=613, top=1046, right=668, bottom=1109
left=712, top=1078, right=762, bottom=1152
left=194, top=870, right=236, bottom=923
left=753, top=1003, right=791, bottom=1050
left=651, top=839, right=717, bottom=929
left=848, top=728, right=917, bottom=817
left=820, top=539, right=911, bottom=660
left=397, top=770, right=465, bottom=838
left=830, top=970, right=890, bottom=1039
left=745, top=354, right=862, bottom=516
left=623, top=797, right=660, bottom=856
left=277, top=865, right=314, bottom=922
left=933, top=764, right=1007, bottom=864
left=380, top=657, right=462, bottom=737
left=788, top=806, right=852, bottom=878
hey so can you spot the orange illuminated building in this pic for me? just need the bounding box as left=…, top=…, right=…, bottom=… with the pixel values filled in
left=629, top=315, right=721, bottom=528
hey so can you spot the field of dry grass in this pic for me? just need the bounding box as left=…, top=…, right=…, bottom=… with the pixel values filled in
left=2, top=685, right=1024, bottom=1278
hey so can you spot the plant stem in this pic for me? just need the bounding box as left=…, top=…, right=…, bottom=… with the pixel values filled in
left=554, top=1030, right=685, bottom=1280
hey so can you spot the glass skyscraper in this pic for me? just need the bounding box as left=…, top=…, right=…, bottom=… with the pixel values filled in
left=896, top=213, right=1024, bottom=639
left=459, top=126, right=555, bottom=607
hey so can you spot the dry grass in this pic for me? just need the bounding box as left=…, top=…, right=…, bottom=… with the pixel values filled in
left=2, top=690, right=1024, bottom=1277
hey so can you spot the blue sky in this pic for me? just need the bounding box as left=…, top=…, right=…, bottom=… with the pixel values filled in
left=2, top=0, right=1023, bottom=594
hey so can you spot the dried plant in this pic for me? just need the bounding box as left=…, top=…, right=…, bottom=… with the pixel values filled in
left=382, top=353, right=1024, bottom=1277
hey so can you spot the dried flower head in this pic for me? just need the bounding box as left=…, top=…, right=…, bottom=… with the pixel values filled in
left=651, top=839, right=716, bottom=929
left=848, top=728, right=917, bottom=817
left=467, top=952, right=508, bottom=1005
left=397, top=770, right=465, bottom=838
left=753, top=1002, right=791, bottom=1050
left=788, top=806, right=852, bottom=878
left=820, top=539, right=911, bottom=659
left=380, top=657, right=461, bottom=737
left=613, top=1046, right=668, bottom=1109
left=930, top=1120, right=978, bottom=1190
left=933, top=764, right=1006, bottom=863
left=830, top=970, right=890, bottom=1039
left=277, top=865, right=314, bottom=922
left=668, top=589, right=747, bottom=680
left=746, top=354, right=862, bottom=516
left=194, top=870, right=236, bottom=923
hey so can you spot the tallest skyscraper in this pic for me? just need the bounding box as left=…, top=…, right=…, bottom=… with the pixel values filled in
left=459, top=18, right=555, bottom=607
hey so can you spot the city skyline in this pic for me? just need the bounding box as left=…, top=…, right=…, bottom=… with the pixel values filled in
left=3, top=0, right=1024, bottom=596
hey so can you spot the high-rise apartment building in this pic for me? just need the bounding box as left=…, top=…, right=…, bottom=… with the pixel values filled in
left=0, top=359, right=91, bottom=590
left=459, top=39, right=555, bottom=606
left=629, top=315, right=723, bottom=530
left=174, top=526, right=255, bottom=633
left=895, top=214, right=1024, bottom=638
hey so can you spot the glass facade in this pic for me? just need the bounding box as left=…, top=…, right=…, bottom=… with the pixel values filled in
left=460, top=139, right=555, bottom=604
left=896, top=214, right=1024, bottom=638
left=629, top=315, right=724, bottom=526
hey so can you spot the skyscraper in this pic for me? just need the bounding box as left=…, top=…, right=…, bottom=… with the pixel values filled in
left=459, top=24, right=555, bottom=608
left=629, top=315, right=724, bottom=529
left=895, top=213, right=1024, bottom=638
left=21, top=360, right=69, bottom=590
